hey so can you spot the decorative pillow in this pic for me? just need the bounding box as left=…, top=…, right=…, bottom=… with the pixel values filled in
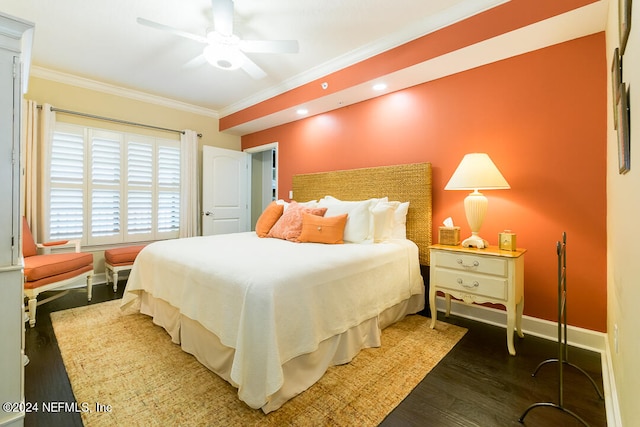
left=267, top=202, right=327, bottom=241
left=255, top=201, right=284, bottom=237
left=318, top=197, right=378, bottom=243
left=298, top=213, right=348, bottom=244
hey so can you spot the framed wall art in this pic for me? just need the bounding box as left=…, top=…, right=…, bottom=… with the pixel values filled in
left=611, top=48, right=622, bottom=129
left=619, top=0, right=632, bottom=54
left=617, top=82, right=630, bottom=174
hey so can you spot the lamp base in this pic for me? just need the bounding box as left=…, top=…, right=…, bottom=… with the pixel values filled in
left=462, top=234, right=489, bottom=249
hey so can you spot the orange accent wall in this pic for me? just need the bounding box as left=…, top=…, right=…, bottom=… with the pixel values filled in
left=242, top=34, right=607, bottom=332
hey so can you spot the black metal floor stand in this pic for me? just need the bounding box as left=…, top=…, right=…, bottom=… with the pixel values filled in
left=519, top=232, right=603, bottom=426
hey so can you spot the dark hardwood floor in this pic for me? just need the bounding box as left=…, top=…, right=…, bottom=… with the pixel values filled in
left=380, top=314, right=607, bottom=427
left=24, top=283, right=606, bottom=427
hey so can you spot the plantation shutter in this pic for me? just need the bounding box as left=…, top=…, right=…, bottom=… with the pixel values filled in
left=46, top=123, right=181, bottom=245
left=127, top=140, right=154, bottom=238
left=157, top=145, right=180, bottom=235
left=89, top=131, right=122, bottom=244
left=49, top=129, right=85, bottom=240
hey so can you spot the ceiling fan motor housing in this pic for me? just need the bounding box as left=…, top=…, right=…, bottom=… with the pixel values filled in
left=203, top=43, right=244, bottom=70
left=204, top=31, right=244, bottom=70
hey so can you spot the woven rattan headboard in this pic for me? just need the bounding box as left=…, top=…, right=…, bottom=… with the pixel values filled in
left=292, top=163, right=432, bottom=265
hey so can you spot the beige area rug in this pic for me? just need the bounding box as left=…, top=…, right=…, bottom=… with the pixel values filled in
left=51, top=300, right=466, bottom=427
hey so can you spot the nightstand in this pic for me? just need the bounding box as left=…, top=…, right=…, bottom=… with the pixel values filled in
left=429, top=244, right=526, bottom=356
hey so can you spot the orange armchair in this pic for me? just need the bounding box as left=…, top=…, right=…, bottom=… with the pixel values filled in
left=22, top=218, right=94, bottom=327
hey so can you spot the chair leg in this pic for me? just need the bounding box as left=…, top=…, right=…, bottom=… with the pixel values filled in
left=28, top=298, right=37, bottom=328
left=105, top=265, right=111, bottom=288
left=113, top=270, right=119, bottom=292
left=87, top=274, right=93, bottom=301
left=106, top=265, right=118, bottom=292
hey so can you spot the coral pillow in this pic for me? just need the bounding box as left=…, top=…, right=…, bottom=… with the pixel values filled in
left=267, top=202, right=327, bottom=241
left=298, top=213, right=348, bottom=244
left=255, top=201, right=284, bottom=237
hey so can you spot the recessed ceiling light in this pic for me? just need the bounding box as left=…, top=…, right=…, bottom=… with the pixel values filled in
left=296, top=108, right=309, bottom=115
left=373, top=83, right=387, bottom=91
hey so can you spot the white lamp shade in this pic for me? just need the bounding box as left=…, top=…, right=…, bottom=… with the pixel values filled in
left=445, top=153, right=510, bottom=190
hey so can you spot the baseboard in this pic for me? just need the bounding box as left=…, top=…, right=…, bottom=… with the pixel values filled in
left=602, top=338, right=623, bottom=427
left=55, top=272, right=110, bottom=290
left=434, top=296, right=605, bottom=351
left=434, top=297, right=621, bottom=426
left=95, top=270, right=131, bottom=286
left=92, top=272, right=107, bottom=285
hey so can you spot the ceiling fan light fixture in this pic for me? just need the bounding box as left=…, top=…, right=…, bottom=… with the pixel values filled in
left=203, top=44, right=244, bottom=71
left=138, top=0, right=296, bottom=79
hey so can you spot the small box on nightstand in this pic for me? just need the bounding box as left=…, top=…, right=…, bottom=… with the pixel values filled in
left=438, top=226, right=461, bottom=245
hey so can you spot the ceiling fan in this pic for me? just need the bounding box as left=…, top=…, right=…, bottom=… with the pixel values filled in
left=137, top=0, right=299, bottom=79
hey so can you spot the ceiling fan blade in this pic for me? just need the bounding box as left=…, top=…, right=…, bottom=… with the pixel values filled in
left=211, top=0, right=234, bottom=36
left=137, top=17, right=207, bottom=44
left=238, top=52, right=267, bottom=80
left=183, top=54, right=208, bottom=69
left=239, top=39, right=299, bottom=54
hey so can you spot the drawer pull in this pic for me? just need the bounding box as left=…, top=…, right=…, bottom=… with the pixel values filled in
left=456, top=259, right=480, bottom=268
left=457, top=278, right=480, bottom=288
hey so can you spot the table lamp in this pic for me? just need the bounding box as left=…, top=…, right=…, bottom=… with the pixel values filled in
left=445, top=153, right=510, bottom=248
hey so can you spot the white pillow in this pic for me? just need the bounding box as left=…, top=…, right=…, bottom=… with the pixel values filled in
left=370, top=202, right=395, bottom=242
left=390, top=201, right=410, bottom=239
left=277, top=199, right=317, bottom=210
left=319, top=197, right=378, bottom=243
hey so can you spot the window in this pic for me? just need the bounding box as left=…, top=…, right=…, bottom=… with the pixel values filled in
left=45, top=123, right=180, bottom=246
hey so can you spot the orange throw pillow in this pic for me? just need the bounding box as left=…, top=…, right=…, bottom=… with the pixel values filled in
left=267, top=202, right=327, bottom=241
left=298, top=213, right=348, bottom=244
left=255, top=201, right=284, bottom=237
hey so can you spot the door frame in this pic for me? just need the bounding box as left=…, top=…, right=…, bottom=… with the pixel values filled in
left=244, top=141, right=278, bottom=203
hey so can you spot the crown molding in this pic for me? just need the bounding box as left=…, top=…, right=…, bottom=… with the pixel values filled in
left=218, top=0, right=509, bottom=118
left=30, top=66, right=219, bottom=118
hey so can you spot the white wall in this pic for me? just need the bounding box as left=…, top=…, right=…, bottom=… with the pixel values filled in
left=606, top=0, right=640, bottom=425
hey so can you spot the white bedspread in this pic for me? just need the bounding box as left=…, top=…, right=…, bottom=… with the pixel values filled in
left=121, top=232, right=423, bottom=409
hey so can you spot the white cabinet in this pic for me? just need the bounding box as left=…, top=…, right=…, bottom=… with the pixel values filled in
left=0, top=12, right=33, bottom=427
left=429, top=244, right=526, bottom=356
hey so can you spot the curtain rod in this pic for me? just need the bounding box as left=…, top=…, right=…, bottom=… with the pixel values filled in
left=37, top=105, right=202, bottom=138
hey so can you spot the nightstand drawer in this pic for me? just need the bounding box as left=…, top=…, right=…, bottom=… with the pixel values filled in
left=433, top=269, right=508, bottom=300
left=434, top=251, right=508, bottom=277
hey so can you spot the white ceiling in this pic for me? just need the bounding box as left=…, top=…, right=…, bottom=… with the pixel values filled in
left=0, top=0, right=607, bottom=133
left=0, top=1, right=509, bottom=110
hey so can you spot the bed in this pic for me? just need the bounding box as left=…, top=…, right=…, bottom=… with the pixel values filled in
left=121, top=162, right=432, bottom=413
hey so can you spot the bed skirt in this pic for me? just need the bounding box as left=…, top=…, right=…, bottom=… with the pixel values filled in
left=136, top=290, right=425, bottom=413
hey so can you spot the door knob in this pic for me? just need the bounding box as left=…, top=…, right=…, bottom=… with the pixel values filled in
left=204, top=211, right=213, bottom=216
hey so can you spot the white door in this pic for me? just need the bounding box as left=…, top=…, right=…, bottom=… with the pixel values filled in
left=202, top=146, right=250, bottom=236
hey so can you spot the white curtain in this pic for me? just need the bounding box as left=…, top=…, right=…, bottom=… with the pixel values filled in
left=22, top=101, right=55, bottom=242
left=179, top=130, right=199, bottom=238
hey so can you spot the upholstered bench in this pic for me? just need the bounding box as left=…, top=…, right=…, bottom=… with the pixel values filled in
left=104, top=245, right=146, bottom=291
